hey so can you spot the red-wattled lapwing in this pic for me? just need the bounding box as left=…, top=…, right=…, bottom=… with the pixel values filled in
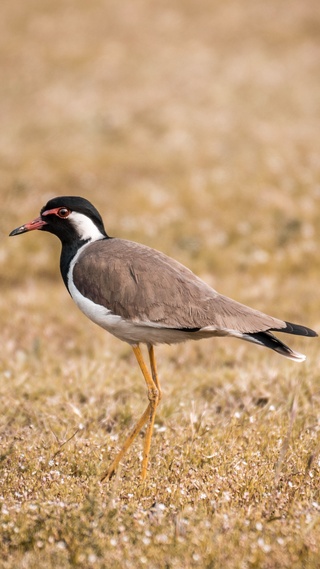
left=10, top=196, right=317, bottom=481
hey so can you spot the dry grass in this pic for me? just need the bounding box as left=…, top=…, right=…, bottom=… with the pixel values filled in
left=1, top=0, right=320, bottom=567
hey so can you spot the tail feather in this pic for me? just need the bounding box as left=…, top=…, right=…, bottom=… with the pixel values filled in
left=243, top=331, right=306, bottom=362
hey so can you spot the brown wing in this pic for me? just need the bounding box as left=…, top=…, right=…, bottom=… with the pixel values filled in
left=72, top=238, right=286, bottom=334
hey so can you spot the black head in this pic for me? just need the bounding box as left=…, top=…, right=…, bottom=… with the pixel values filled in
left=10, top=196, right=109, bottom=244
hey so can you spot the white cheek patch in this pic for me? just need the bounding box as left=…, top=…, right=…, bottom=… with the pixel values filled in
left=68, top=211, right=105, bottom=241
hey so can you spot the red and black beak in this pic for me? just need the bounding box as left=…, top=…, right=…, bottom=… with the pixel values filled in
left=9, top=216, right=47, bottom=236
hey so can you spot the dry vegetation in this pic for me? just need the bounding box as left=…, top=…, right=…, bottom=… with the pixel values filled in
left=1, top=0, right=320, bottom=567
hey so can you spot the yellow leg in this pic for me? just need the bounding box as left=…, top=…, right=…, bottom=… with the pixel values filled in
left=100, top=403, right=151, bottom=481
left=100, top=344, right=160, bottom=482
left=148, top=345, right=162, bottom=401
left=140, top=345, right=162, bottom=480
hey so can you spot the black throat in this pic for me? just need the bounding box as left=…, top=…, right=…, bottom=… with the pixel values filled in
left=60, top=235, right=111, bottom=292
left=60, top=238, right=91, bottom=291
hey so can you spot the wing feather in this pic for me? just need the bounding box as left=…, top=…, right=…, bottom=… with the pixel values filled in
left=72, top=238, right=286, bottom=334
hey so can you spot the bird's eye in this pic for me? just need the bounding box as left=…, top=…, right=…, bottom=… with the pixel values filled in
left=57, top=207, right=71, bottom=218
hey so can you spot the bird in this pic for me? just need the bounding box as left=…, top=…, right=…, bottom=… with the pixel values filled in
left=10, top=196, right=317, bottom=481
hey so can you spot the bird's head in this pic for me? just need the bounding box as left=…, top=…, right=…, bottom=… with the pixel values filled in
left=9, top=196, right=108, bottom=244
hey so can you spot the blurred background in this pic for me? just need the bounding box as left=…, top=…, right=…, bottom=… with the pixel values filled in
left=1, top=0, right=320, bottom=358
left=1, top=4, right=320, bottom=564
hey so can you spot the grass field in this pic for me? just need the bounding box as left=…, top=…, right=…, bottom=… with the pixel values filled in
left=1, top=0, right=320, bottom=567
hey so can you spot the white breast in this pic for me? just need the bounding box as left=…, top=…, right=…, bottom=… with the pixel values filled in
left=67, top=242, right=124, bottom=332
